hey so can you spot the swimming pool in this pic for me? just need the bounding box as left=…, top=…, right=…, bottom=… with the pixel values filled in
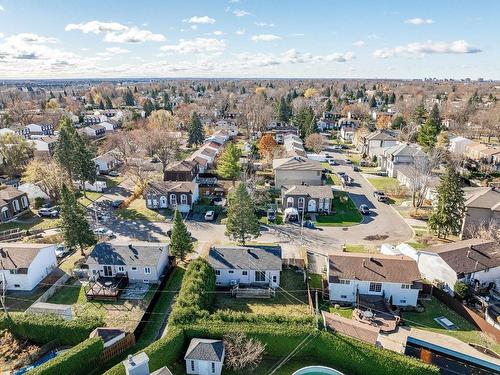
left=292, top=365, right=345, bottom=375
left=14, top=351, right=58, bottom=375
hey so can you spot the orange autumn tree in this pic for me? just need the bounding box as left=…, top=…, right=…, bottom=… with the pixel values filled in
left=258, top=134, right=277, bottom=162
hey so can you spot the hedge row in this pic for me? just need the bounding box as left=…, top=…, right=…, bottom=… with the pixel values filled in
left=168, top=258, right=215, bottom=325
left=0, top=313, right=104, bottom=345
left=26, top=337, right=104, bottom=375
left=210, top=310, right=315, bottom=325
left=103, top=327, right=185, bottom=375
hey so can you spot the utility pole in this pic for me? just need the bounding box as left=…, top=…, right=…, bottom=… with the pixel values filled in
left=315, top=289, right=319, bottom=330
left=0, top=270, right=8, bottom=315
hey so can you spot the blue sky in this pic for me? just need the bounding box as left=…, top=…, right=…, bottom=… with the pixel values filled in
left=0, top=0, right=498, bottom=79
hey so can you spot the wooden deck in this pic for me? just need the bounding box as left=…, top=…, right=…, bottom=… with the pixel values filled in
left=85, top=275, right=128, bottom=301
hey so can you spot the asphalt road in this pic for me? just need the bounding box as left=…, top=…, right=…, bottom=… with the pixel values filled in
left=90, top=152, right=412, bottom=256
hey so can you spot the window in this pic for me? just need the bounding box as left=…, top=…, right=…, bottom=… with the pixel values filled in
left=228, top=270, right=234, bottom=274
left=211, top=362, right=215, bottom=373
left=180, top=194, right=188, bottom=205
left=170, top=194, right=177, bottom=206
left=13, top=200, right=20, bottom=212
left=298, top=197, right=305, bottom=210
left=401, top=284, right=411, bottom=289
left=286, top=197, right=294, bottom=208
left=144, top=267, right=151, bottom=274
left=272, top=275, right=277, bottom=283
left=190, top=360, right=195, bottom=371
left=242, top=271, right=248, bottom=276
left=216, top=281, right=221, bottom=286
left=341, top=295, right=347, bottom=299
left=369, top=282, right=382, bottom=293
left=215, top=270, right=220, bottom=276
left=400, top=300, right=407, bottom=304
left=21, top=196, right=28, bottom=209
left=339, top=279, right=350, bottom=285
left=131, top=267, right=137, bottom=271
left=255, top=271, right=266, bottom=282
left=117, top=266, right=125, bottom=273
left=14, top=284, right=20, bottom=288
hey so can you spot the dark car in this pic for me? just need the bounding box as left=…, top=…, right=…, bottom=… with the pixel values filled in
left=359, top=204, right=370, bottom=215
left=111, top=199, right=124, bottom=208
left=266, top=209, right=276, bottom=222
left=373, top=191, right=388, bottom=202
left=352, top=166, right=361, bottom=172
left=167, top=229, right=192, bottom=238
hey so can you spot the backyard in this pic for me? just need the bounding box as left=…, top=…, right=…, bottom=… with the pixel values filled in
left=403, top=297, right=500, bottom=354
left=314, top=191, right=362, bottom=227
left=366, top=176, right=401, bottom=192
left=212, top=268, right=310, bottom=316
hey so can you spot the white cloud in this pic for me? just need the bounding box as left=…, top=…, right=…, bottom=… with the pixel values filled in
left=160, top=38, right=226, bottom=54
left=290, top=33, right=304, bottom=37
left=255, top=22, right=275, bottom=27
left=373, top=40, right=481, bottom=58
left=213, top=30, right=225, bottom=36
left=235, top=29, right=245, bottom=35
left=0, top=33, right=75, bottom=62
left=353, top=40, right=366, bottom=47
left=233, top=10, right=250, bottom=17
left=405, top=18, right=434, bottom=25
left=229, top=0, right=240, bottom=3
left=191, top=25, right=198, bottom=30
left=0, top=5, right=4, bottom=11
left=183, top=16, right=215, bottom=24
left=251, top=34, right=281, bottom=42
left=324, top=52, right=355, bottom=62
left=106, top=47, right=130, bottom=54
left=65, top=21, right=165, bottom=43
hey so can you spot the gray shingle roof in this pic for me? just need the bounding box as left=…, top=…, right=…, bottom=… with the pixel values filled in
left=283, top=185, right=333, bottom=199
left=86, top=242, right=168, bottom=267
left=208, top=246, right=282, bottom=271
left=0, top=243, right=52, bottom=270
left=184, top=339, right=224, bottom=362
left=273, top=156, right=323, bottom=171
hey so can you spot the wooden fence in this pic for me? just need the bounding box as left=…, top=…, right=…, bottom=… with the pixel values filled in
left=424, top=284, right=500, bottom=343
left=100, top=334, right=136, bottom=363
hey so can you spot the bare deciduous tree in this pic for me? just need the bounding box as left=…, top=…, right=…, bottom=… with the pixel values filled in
left=305, top=133, right=328, bottom=153
left=223, top=332, right=265, bottom=371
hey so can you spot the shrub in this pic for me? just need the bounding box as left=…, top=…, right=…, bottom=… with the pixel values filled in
left=26, top=337, right=103, bottom=375
left=33, top=197, right=46, bottom=209
left=0, top=313, right=104, bottom=346
left=453, top=281, right=470, bottom=300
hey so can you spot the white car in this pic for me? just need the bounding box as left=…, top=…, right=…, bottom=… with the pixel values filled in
left=93, top=227, right=115, bottom=239
left=55, top=244, right=70, bottom=258
left=204, top=210, right=215, bottom=221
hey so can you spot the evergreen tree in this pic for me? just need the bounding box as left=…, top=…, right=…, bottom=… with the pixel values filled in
left=417, top=117, right=440, bottom=151
left=73, top=133, right=96, bottom=197
left=225, top=183, right=260, bottom=245
left=123, top=89, right=135, bottom=106
left=412, top=104, right=427, bottom=125
left=276, top=96, right=292, bottom=123
left=217, top=143, right=241, bottom=182
left=170, top=209, right=193, bottom=261
left=294, top=107, right=316, bottom=139
left=368, top=96, right=377, bottom=108
left=187, top=112, right=205, bottom=146
left=325, top=98, right=333, bottom=112
left=55, top=117, right=78, bottom=182
left=430, top=103, right=441, bottom=129
left=143, top=99, right=155, bottom=117
left=389, top=92, right=396, bottom=104
left=162, top=92, right=172, bottom=111
left=429, top=167, right=465, bottom=238
left=60, top=184, right=96, bottom=256
left=98, top=100, right=105, bottom=110
left=105, top=96, right=113, bottom=109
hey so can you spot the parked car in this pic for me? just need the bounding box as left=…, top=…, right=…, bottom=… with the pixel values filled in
left=204, top=210, right=215, bottom=221
left=344, top=159, right=352, bottom=164
left=332, top=145, right=342, bottom=150
left=108, top=170, right=120, bottom=177
left=352, top=166, right=361, bottom=172
left=93, top=227, right=115, bottom=239
left=167, top=229, right=191, bottom=238
left=377, top=171, right=388, bottom=177
left=111, top=199, right=124, bottom=208
left=55, top=244, right=70, bottom=258
left=267, top=209, right=276, bottom=222
left=38, top=207, right=60, bottom=218
left=210, top=197, right=224, bottom=206
left=359, top=160, right=369, bottom=167
left=373, top=191, right=388, bottom=202
left=328, top=159, right=338, bottom=166
left=359, top=204, right=370, bottom=215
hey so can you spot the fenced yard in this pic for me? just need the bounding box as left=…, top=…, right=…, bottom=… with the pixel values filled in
left=314, top=191, right=362, bottom=227
left=212, top=269, right=310, bottom=316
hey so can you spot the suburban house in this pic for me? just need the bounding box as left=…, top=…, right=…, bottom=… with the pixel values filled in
left=380, top=143, right=427, bottom=178
left=283, top=134, right=306, bottom=157
left=185, top=338, right=225, bottom=375
left=83, top=114, right=107, bottom=125
left=340, top=125, right=357, bottom=143
left=282, top=185, right=333, bottom=213
left=272, top=156, right=324, bottom=188
left=396, top=239, right=500, bottom=296
left=358, top=130, right=399, bottom=159
left=164, top=160, right=199, bottom=182
left=461, top=187, right=500, bottom=238
left=327, top=253, right=422, bottom=307
left=465, top=142, right=500, bottom=167
left=145, top=181, right=199, bottom=213
left=31, top=136, right=58, bottom=158
left=25, top=123, right=54, bottom=136
left=83, top=124, right=106, bottom=138
left=449, top=136, right=474, bottom=155
left=317, top=118, right=337, bottom=131
left=396, top=165, right=439, bottom=201
left=99, top=121, right=118, bottom=132
left=0, top=186, right=30, bottom=222
left=208, top=246, right=282, bottom=288
left=94, top=150, right=121, bottom=174
left=0, top=243, right=57, bottom=291
left=86, top=242, right=169, bottom=283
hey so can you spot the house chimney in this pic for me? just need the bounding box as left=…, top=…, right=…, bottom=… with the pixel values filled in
left=467, top=250, right=471, bottom=258
left=362, top=259, right=366, bottom=268
left=123, top=352, right=150, bottom=375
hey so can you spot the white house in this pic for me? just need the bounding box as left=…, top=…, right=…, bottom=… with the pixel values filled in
left=327, top=253, right=422, bottom=307
left=99, top=121, right=117, bottom=132
left=83, top=124, right=106, bottom=138
left=0, top=243, right=57, bottom=291
left=340, top=125, right=356, bottom=143
left=94, top=150, right=121, bottom=174
left=396, top=239, right=500, bottom=295
left=449, top=136, right=473, bottom=155
left=86, top=242, right=169, bottom=283
left=185, top=339, right=224, bottom=375
left=208, top=246, right=282, bottom=288
left=380, top=143, right=427, bottom=178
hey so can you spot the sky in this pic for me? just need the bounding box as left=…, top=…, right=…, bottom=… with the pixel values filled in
left=0, top=0, right=498, bottom=80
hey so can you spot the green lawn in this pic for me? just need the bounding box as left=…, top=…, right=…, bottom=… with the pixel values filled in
left=213, top=269, right=310, bottom=316
left=116, top=198, right=172, bottom=222
left=48, top=281, right=86, bottom=304
left=404, top=241, right=428, bottom=250
left=366, top=176, right=401, bottom=192
left=77, top=191, right=103, bottom=207
left=0, top=210, right=61, bottom=233
left=328, top=305, right=355, bottom=319
left=308, top=273, right=323, bottom=289
left=315, top=191, right=362, bottom=227
left=344, top=244, right=369, bottom=253
left=404, top=297, right=500, bottom=354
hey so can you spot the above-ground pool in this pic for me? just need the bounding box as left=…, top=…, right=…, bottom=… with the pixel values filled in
left=293, top=366, right=345, bottom=375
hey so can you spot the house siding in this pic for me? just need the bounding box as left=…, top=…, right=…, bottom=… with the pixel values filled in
left=215, top=269, right=280, bottom=288
left=185, top=357, right=223, bottom=375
